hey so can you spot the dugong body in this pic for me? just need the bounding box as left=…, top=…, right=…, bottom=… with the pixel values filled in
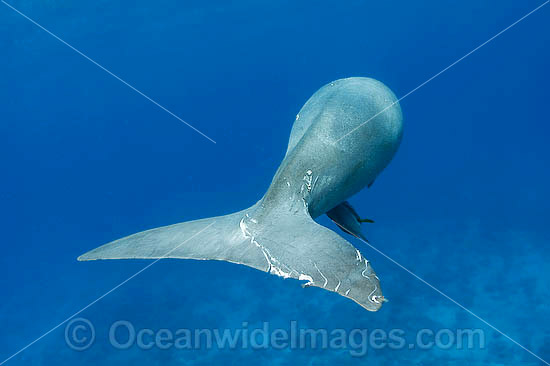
left=79, top=77, right=403, bottom=311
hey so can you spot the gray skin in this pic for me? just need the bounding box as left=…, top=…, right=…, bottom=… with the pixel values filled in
left=79, top=77, right=403, bottom=312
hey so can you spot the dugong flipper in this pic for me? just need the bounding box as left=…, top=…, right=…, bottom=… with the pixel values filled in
left=79, top=77, right=403, bottom=311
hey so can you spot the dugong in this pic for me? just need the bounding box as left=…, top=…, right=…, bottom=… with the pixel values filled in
left=79, top=77, right=403, bottom=311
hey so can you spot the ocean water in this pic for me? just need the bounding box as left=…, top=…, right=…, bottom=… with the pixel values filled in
left=1, top=0, right=549, bottom=365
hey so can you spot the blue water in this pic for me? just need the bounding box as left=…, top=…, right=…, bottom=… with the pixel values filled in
left=1, top=0, right=549, bottom=364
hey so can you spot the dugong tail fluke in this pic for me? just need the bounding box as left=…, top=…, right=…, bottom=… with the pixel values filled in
left=78, top=203, right=384, bottom=310
left=79, top=77, right=403, bottom=311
